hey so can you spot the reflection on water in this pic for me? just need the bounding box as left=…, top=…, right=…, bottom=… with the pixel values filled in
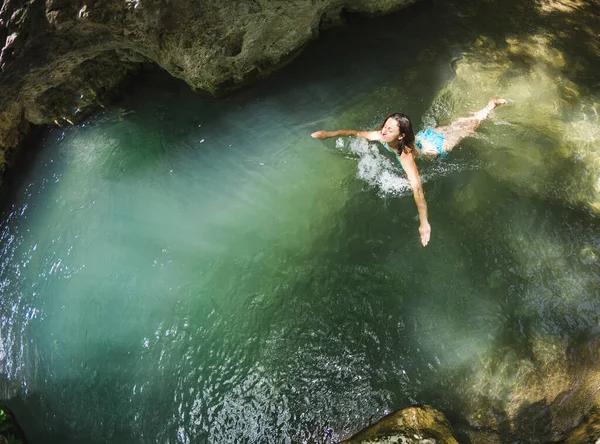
left=0, top=0, right=599, bottom=442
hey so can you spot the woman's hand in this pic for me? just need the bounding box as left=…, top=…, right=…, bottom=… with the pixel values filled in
left=419, top=221, right=431, bottom=247
left=311, top=130, right=330, bottom=140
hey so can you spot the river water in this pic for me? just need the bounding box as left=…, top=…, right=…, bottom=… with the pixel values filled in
left=1, top=0, right=599, bottom=442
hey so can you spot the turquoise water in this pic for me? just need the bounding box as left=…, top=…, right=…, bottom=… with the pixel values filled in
left=1, top=0, right=599, bottom=442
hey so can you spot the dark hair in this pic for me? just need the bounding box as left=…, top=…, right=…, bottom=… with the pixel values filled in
left=380, top=113, right=415, bottom=155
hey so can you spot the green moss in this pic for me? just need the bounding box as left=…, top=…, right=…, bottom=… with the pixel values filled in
left=0, top=406, right=25, bottom=444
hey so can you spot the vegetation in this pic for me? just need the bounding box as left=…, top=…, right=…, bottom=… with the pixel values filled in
left=0, top=406, right=25, bottom=444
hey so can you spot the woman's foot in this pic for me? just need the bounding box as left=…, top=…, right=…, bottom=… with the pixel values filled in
left=489, top=97, right=508, bottom=107
left=472, top=98, right=507, bottom=121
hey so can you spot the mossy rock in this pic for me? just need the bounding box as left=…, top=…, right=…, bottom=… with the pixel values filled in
left=341, top=405, right=458, bottom=443
left=0, top=405, right=26, bottom=444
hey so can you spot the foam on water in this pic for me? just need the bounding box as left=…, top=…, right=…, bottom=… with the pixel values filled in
left=344, top=137, right=411, bottom=196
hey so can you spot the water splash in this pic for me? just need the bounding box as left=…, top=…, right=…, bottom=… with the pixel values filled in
left=339, top=137, right=478, bottom=197
left=343, top=137, right=411, bottom=196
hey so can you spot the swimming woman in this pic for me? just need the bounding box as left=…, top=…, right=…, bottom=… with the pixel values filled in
left=311, top=98, right=507, bottom=247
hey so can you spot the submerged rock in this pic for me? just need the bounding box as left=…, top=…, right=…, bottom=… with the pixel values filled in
left=433, top=29, right=600, bottom=213
left=0, top=0, right=417, bottom=188
left=340, top=405, right=458, bottom=443
left=455, top=337, right=600, bottom=443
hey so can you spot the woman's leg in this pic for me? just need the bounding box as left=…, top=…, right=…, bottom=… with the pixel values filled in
left=436, top=98, right=507, bottom=153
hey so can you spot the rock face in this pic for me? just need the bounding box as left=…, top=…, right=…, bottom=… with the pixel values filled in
left=340, top=405, right=458, bottom=443
left=0, top=0, right=416, bottom=184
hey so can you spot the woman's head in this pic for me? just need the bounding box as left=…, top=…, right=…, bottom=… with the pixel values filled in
left=380, top=113, right=415, bottom=154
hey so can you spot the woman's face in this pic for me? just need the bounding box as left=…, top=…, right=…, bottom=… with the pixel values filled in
left=380, top=118, right=402, bottom=143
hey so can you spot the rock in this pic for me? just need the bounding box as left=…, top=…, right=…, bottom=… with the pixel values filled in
left=340, top=405, right=458, bottom=443
left=458, top=337, right=600, bottom=443
left=0, top=0, right=417, bottom=188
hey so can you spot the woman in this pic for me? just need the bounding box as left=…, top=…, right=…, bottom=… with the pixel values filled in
left=311, top=98, right=507, bottom=247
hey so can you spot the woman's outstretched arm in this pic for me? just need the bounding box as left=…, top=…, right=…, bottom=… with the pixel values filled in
left=311, top=130, right=381, bottom=141
left=399, top=151, right=431, bottom=247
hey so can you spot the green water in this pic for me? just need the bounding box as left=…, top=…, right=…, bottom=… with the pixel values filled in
left=1, top=0, right=599, bottom=442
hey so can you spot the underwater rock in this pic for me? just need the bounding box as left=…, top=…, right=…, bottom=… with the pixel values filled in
left=0, top=0, right=417, bottom=188
left=459, top=337, right=600, bottom=442
left=438, top=31, right=600, bottom=213
left=340, top=405, right=458, bottom=443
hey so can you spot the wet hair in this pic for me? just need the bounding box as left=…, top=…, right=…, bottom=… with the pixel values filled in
left=380, top=113, right=415, bottom=155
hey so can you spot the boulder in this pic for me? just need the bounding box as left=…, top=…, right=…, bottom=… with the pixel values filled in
left=340, top=405, right=458, bottom=443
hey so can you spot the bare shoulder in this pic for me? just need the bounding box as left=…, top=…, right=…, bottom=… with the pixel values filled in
left=362, top=130, right=382, bottom=141
left=399, top=150, right=416, bottom=164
